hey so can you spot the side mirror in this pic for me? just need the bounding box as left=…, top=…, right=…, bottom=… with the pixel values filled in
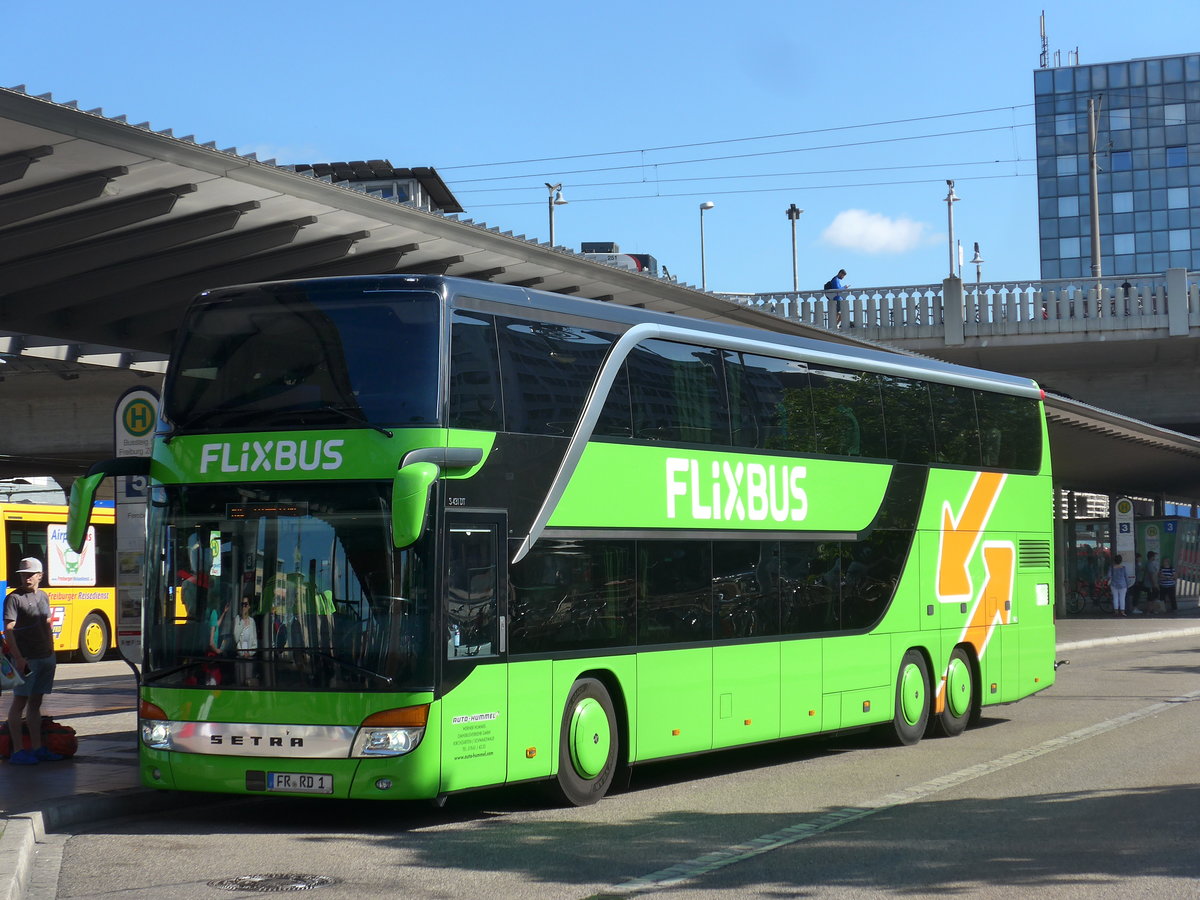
left=67, top=473, right=107, bottom=553
left=392, top=462, right=439, bottom=548
left=67, top=457, right=153, bottom=553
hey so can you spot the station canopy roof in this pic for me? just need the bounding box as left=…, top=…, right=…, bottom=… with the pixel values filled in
left=3, top=84, right=1200, bottom=502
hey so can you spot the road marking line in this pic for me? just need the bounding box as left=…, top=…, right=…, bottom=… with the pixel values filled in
left=591, top=688, right=1200, bottom=898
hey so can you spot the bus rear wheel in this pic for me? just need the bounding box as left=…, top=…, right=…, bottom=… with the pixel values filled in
left=934, top=647, right=975, bottom=737
left=77, top=613, right=109, bottom=663
left=887, top=649, right=929, bottom=746
left=552, top=678, right=617, bottom=807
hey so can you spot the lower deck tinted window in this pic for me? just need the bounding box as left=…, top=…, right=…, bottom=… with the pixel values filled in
left=508, top=532, right=907, bottom=655
left=638, top=541, right=713, bottom=644
left=510, top=540, right=635, bottom=653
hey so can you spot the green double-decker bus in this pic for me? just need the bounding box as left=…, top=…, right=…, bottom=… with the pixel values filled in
left=69, top=274, right=1056, bottom=805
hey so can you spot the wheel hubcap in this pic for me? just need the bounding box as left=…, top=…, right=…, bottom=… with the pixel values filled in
left=569, top=697, right=611, bottom=778
left=946, top=656, right=972, bottom=718
left=84, top=623, right=103, bottom=656
left=900, top=663, right=925, bottom=726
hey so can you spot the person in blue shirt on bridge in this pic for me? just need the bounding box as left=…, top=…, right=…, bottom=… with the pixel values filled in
left=826, top=269, right=849, bottom=328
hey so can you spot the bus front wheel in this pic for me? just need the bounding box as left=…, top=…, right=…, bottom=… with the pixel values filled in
left=77, top=613, right=110, bottom=663
left=933, top=646, right=975, bottom=737
left=887, top=649, right=929, bottom=746
left=552, top=678, right=617, bottom=807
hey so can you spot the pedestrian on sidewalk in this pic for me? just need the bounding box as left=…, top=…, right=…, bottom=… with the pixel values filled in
left=1108, top=553, right=1130, bottom=617
left=1145, top=551, right=1162, bottom=614
left=1159, top=558, right=1177, bottom=614
left=1128, top=552, right=1147, bottom=613
left=3, top=557, right=65, bottom=765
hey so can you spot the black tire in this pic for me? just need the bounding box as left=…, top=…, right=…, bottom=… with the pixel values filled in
left=77, top=612, right=109, bottom=663
left=552, top=678, right=618, bottom=807
left=887, top=649, right=930, bottom=746
left=1065, top=590, right=1085, bottom=615
left=1096, top=592, right=1114, bottom=614
left=933, top=647, right=975, bottom=737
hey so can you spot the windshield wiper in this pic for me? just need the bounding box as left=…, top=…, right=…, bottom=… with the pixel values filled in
left=309, top=405, right=393, bottom=438
left=167, top=402, right=394, bottom=440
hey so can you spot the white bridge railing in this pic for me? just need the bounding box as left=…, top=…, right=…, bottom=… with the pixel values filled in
left=723, top=269, right=1200, bottom=345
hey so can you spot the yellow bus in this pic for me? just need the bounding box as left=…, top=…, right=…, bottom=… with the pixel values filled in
left=2, top=502, right=116, bottom=663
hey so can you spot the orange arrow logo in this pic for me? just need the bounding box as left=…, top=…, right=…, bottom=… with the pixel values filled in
left=937, top=472, right=1006, bottom=602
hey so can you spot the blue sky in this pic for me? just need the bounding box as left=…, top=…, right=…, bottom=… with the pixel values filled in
left=4, top=1, right=1193, bottom=294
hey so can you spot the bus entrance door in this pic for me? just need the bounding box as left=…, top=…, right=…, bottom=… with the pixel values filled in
left=439, top=514, right=509, bottom=793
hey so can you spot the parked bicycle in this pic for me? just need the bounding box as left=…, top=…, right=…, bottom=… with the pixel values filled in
left=1065, top=577, right=1113, bottom=614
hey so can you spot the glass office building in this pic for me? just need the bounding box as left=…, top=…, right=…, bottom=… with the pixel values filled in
left=1034, top=53, right=1200, bottom=280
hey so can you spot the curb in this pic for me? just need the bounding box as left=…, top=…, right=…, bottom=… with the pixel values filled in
left=0, top=786, right=219, bottom=900
left=0, top=817, right=36, bottom=900
left=1056, top=625, right=1200, bottom=652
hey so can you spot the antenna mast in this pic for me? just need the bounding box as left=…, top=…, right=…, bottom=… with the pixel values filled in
left=1039, top=11, right=1049, bottom=69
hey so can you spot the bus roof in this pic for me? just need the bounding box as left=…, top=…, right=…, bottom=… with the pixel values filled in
left=192, top=274, right=1042, bottom=398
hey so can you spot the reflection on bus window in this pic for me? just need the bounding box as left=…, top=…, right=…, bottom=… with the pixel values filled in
left=145, top=483, right=431, bottom=691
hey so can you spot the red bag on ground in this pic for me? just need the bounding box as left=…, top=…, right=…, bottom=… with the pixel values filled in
left=0, top=716, right=78, bottom=758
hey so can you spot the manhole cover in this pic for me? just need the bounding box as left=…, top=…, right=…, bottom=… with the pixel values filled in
left=207, top=874, right=337, bottom=893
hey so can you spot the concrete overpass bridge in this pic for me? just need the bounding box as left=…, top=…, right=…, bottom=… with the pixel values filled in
left=727, top=268, right=1200, bottom=435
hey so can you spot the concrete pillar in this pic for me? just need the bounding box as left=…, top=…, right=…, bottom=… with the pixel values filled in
left=1167, top=267, right=1189, bottom=335
left=943, top=276, right=964, bottom=345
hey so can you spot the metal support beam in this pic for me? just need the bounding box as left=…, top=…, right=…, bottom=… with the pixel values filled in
left=461, top=266, right=506, bottom=281
left=281, top=243, right=419, bottom=279
left=0, top=145, right=53, bottom=185
left=0, top=198, right=264, bottom=293
left=401, top=255, right=464, bottom=275
left=9, top=216, right=320, bottom=318
left=0, top=185, right=203, bottom=264
left=0, top=166, right=128, bottom=227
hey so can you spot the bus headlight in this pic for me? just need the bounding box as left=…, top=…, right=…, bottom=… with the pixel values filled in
left=140, top=701, right=173, bottom=750
left=352, top=726, right=424, bottom=757
left=142, top=720, right=173, bottom=750
left=351, top=705, right=429, bottom=758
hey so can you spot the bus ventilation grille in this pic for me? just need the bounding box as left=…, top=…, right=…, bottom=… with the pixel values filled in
left=1018, top=540, right=1052, bottom=570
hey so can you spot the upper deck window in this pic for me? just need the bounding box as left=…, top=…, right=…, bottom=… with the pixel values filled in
left=164, top=286, right=441, bottom=433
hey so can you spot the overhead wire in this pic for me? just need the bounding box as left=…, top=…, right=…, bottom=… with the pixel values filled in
left=440, top=102, right=1036, bottom=171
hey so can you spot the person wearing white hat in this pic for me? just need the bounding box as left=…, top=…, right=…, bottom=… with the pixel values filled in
left=4, top=557, right=64, bottom=764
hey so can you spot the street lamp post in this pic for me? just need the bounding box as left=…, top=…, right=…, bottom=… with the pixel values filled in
left=944, top=180, right=959, bottom=279
left=699, top=201, right=714, bottom=291
left=545, top=182, right=567, bottom=247
left=969, top=241, right=985, bottom=290
left=785, top=203, right=803, bottom=293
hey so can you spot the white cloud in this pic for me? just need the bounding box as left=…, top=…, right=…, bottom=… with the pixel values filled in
left=821, top=209, right=934, bottom=255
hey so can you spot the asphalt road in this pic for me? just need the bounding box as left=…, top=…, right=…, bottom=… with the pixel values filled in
left=43, top=633, right=1200, bottom=899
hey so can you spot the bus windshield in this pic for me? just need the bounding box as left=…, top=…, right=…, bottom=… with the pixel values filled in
left=163, top=285, right=442, bottom=432
left=144, top=481, right=433, bottom=691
